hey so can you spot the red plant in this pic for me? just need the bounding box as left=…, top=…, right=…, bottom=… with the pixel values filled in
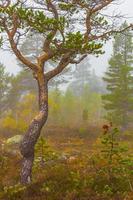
left=102, top=124, right=109, bottom=134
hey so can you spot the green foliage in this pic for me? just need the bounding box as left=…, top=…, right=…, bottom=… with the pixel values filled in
left=0, top=0, right=113, bottom=61
left=59, top=2, right=74, bottom=11
left=0, top=147, right=8, bottom=171
left=34, top=137, right=60, bottom=170
left=0, top=63, right=11, bottom=114
left=64, top=32, right=103, bottom=54
left=1, top=6, right=61, bottom=31
left=0, top=36, right=3, bottom=47
left=90, top=127, right=133, bottom=199
left=37, top=165, right=89, bottom=200
left=3, top=184, right=26, bottom=200
left=0, top=127, right=133, bottom=200
left=7, top=70, right=37, bottom=110
left=102, top=22, right=133, bottom=128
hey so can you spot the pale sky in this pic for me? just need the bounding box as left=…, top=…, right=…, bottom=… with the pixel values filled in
left=0, top=0, right=133, bottom=76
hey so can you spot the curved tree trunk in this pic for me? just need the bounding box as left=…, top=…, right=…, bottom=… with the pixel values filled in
left=20, top=72, right=48, bottom=184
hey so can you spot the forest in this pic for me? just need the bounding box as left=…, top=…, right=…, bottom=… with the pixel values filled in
left=0, top=0, right=133, bottom=200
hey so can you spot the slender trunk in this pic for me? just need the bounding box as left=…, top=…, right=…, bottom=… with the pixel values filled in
left=20, top=72, right=48, bottom=184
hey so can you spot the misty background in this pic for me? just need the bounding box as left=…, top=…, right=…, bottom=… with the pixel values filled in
left=0, top=0, right=133, bottom=77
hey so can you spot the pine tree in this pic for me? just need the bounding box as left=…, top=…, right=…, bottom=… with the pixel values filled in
left=102, top=22, right=133, bottom=129
left=0, top=63, right=11, bottom=114
left=69, top=59, right=105, bottom=95
left=69, top=57, right=91, bottom=96
left=90, top=69, right=106, bottom=94
left=7, top=70, right=37, bottom=110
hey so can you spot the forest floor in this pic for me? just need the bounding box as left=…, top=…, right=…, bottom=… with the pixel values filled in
left=0, top=125, right=133, bottom=200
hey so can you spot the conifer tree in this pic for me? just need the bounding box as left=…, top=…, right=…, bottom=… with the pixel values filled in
left=69, top=57, right=91, bottom=96
left=0, top=63, right=11, bottom=115
left=102, top=22, right=133, bottom=128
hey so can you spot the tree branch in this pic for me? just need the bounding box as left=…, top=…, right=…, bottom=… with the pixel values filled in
left=43, top=0, right=58, bottom=56
left=93, top=0, right=114, bottom=13
left=0, top=0, right=11, bottom=8
left=70, top=55, right=87, bottom=64
left=45, top=52, right=71, bottom=80
left=3, top=21, right=38, bottom=71
left=90, top=24, right=133, bottom=41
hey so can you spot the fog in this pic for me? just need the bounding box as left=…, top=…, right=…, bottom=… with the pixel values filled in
left=0, top=0, right=133, bottom=76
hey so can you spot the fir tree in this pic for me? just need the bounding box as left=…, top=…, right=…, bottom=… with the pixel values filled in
left=69, top=57, right=91, bottom=96
left=0, top=63, right=11, bottom=115
left=69, top=59, right=105, bottom=95
left=102, top=22, right=133, bottom=129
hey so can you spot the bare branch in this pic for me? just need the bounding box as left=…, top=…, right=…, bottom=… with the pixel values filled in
left=93, top=0, right=114, bottom=13
left=0, top=0, right=10, bottom=8
left=3, top=21, right=38, bottom=71
left=70, top=55, right=87, bottom=64
left=45, top=52, right=72, bottom=80
left=90, top=24, right=133, bottom=41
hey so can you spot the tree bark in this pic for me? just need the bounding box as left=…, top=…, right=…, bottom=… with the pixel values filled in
left=20, top=72, right=48, bottom=184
